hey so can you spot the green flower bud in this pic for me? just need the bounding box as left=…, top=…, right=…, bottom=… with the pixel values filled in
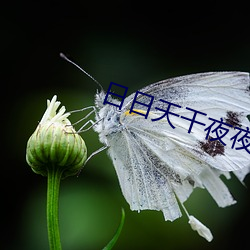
left=26, top=95, right=87, bottom=178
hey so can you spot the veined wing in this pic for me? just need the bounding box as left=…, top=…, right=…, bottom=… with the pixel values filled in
left=107, top=125, right=182, bottom=222
left=123, top=72, right=250, bottom=117
left=120, top=72, right=250, bottom=173
left=123, top=72, right=249, bottom=130
left=107, top=114, right=236, bottom=222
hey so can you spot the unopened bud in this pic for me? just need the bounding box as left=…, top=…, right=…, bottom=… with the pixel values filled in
left=26, top=95, right=87, bottom=178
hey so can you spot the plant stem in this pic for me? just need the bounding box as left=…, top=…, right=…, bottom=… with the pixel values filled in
left=47, top=165, right=63, bottom=250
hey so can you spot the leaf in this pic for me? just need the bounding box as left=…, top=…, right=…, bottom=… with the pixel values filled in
left=247, top=114, right=250, bottom=122
left=102, top=208, right=125, bottom=250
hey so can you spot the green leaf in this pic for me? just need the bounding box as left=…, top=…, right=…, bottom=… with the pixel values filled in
left=247, top=114, right=250, bottom=122
left=102, top=208, right=125, bottom=250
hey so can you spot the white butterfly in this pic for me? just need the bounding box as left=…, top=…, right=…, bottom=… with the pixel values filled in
left=92, top=72, right=250, bottom=241
left=61, top=54, right=250, bottom=242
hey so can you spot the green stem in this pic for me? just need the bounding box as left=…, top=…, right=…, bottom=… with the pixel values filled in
left=47, top=165, right=63, bottom=250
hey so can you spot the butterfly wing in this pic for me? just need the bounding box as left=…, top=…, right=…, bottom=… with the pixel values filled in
left=106, top=119, right=183, bottom=221
left=107, top=113, right=236, bottom=221
left=124, top=72, right=249, bottom=117
left=101, top=72, right=249, bottom=221
left=122, top=72, right=250, bottom=173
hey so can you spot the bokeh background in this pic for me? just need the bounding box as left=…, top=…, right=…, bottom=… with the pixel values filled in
left=2, top=1, right=250, bottom=250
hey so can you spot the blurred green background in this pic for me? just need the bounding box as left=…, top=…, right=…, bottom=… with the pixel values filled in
left=2, top=2, right=250, bottom=250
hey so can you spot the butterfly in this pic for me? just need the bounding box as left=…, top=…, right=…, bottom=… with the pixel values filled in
left=92, top=71, right=250, bottom=241
left=61, top=55, right=250, bottom=241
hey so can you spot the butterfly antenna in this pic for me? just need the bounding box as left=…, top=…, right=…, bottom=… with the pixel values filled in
left=60, top=53, right=104, bottom=91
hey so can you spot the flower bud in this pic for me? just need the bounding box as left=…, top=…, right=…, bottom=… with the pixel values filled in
left=26, top=95, right=87, bottom=178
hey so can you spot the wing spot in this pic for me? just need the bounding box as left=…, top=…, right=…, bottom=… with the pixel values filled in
left=199, top=136, right=225, bottom=157
left=225, top=111, right=242, bottom=127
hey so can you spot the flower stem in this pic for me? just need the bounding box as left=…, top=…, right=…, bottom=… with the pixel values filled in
left=47, top=165, right=63, bottom=250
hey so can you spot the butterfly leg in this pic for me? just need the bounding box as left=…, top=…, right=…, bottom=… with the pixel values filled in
left=85, top=145, right=108, bottom=165
left=70, top=106, right=96, bottom=126
left=68, top=106, right=102, bottom=132
left=70, top=105, right=96, bottom=115
left=76, top=117, right=104, bottom=133
left=77, top=145, right=108, bottom=176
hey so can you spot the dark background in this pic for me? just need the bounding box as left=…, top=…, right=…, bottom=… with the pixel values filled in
left=2, top=1, right=250, bottom=250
